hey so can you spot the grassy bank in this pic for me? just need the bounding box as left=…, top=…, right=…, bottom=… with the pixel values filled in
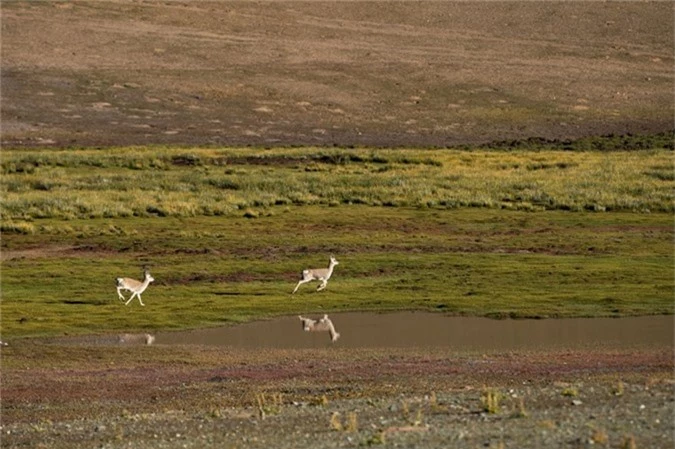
left=2, top=144, right=673, bottom=228
left=2, top=205, right=673, bottom=338
left=1, top=144, right=673, bottom=338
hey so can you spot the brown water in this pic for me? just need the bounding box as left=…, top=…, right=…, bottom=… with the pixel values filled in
left=155, top=313, right=674, bottom=351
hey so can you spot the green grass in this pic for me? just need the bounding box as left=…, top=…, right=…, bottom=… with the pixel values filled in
left=2, top=204, right=673, bottom=338
left=1, top=142, right=673, bottom=225
left=1, top=142, right=673, bottom=338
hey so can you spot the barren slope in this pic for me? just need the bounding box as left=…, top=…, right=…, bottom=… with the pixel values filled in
left=2, top=1, right=673, bottom=148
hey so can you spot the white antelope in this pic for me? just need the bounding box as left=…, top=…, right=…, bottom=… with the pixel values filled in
left=299, top=314, right=340, bottom=342
left=292, top=256, right=339, bottom=294
left=116, top=271, right=154, bottom=306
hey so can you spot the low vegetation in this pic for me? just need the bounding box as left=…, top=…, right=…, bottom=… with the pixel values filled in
left=481, top=388, right=503, bottom=414
left=2, top=136, right=673, bottom=225
left=1, top=139, right=673, bottom=338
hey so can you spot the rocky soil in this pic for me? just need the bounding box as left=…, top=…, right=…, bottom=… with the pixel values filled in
left=2, top=343, right=673, bottom=449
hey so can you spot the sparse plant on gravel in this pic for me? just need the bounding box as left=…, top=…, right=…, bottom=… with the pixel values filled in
left=481, top=388, right=502, bottom=414
left=621, top=434, right=637, bottom=449
left=427, top=391, right=447, bottom=413
left=401, top=400, right=410, bottom=420
left=590, top=427, right=609, bottom=446
left=346, top=412, right=358, bottom=432
left=400, top=398, right=426, bottom=424
left=361, top=430, right=386, bottom=446
left=255, top=392, right=282, bottom=419
left=206, top=407, right=222, bottom=419
left=412, top=408, right=424, bottom=427
left=311, top=394, right=329, bottom=406
left=613, top=380, right=625, bottom=397
left=330, top=412, right=343, bottom=431
left=512, top=396, right=528, bottom=418
left=538, top=420, right=557, bottom=430
left=329, top=411, right=358, bottom=432
left=561, top=387, right=579, bottom=397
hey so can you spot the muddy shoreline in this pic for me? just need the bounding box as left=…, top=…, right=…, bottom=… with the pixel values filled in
left=3, top=317, right=674, bottom=448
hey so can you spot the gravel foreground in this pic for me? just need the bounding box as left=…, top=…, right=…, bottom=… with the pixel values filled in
left=2, top=343, right=673, bottom=449
left=6, top=385, right=673, bottom=449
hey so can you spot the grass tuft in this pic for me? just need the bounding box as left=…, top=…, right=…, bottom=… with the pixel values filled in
left=512, top=397, right=528, bottom=418
left=255, top=392, right=282, bottom=419
left=330, top=412, right=343, bottom=431
left=481, top=388, right=502, bottom=414
left=621, top=435, right=637, bottom=449
left=561, top=387, right=579, bottom=398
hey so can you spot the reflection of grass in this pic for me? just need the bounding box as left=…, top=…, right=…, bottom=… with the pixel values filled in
left=2, top=141, right=673, bottom=221
left=1, top=204, right=672, bottom=338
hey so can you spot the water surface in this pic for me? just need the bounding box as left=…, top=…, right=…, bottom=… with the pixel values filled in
left=156, top=312, right=674, bottom=351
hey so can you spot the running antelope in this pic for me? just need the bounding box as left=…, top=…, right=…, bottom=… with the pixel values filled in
left=116, top=271, right=154, bottom=306
left=299, top=314, right=340, bottom=342
left=292, top=256, right=339, bottom=294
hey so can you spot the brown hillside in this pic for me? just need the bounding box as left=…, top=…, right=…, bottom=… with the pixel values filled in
left=2, top=1, right=673, bottom=148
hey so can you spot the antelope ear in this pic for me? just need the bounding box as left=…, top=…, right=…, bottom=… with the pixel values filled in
left=298, top=316, right=304, bottom=320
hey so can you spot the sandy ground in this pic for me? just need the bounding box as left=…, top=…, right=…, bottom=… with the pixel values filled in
left=2, top=1, right=673, bottom=148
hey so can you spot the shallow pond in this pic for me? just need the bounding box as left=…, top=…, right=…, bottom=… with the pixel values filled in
left=154, top=312, right=674, bottom=351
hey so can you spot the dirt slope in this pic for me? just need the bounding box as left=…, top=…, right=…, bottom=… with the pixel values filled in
left=2, top=1, right=673, bottom=148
